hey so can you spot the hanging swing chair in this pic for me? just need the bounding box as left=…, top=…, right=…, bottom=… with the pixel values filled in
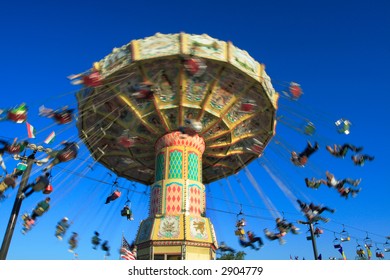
left=282, top=82, right=303, bottom=100
left=42, top=172, right=53, bottom=194
left=333, top=233, right=341, bottom=247
left=239, top=99, right=257, bottom=113
left=234, top=207, right=246, bottom=236
left=121, top=192, right=134, bottom=221
left=7, top=104, right=28, bottom=123
left=384, top=240, right=390, bottom=253
left=376, top=246, right=385, bottom=259
left=53, top=108, right=74, bottom=125
left=340, top=226, right=350, bottom=242
left=105, top=177, right=122, bottom=204
left=58, top=144, right=78, bottom=163
left=14, top=161, right=27, bottom=176
left=184, top=56, right=207, bottom=78
left=91, top=231, right=101, bottom=249
left=43, top=184, right=53, bottom=194
left=335, top=118, right=352, bottom=135
left=303, top=121, right=316, bottom=136
left=355, top=243, right=366, bottom=260
left=364, top=233, right=373, bottom=248
left=314, top=226, right=324, bottom=237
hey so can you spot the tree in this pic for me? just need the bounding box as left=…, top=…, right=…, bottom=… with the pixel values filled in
left=217, top=251, right=246, bottom=260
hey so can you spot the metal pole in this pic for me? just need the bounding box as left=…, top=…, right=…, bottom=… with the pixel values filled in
left=0, top=151, right=36, bottom=260
left=309, top=222, right=319, bottom=260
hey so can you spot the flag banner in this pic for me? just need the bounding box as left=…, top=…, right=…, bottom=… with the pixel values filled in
left=26, top=122, right=36, bottom=138
left=44, top=131, right=56, bottom=144
left=120, top=236, right=136, bottom=260
left=334, top=244, right=347, bottom=260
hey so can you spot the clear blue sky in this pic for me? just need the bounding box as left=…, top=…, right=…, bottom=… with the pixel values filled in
left=0, top=0, right=389, bottom=260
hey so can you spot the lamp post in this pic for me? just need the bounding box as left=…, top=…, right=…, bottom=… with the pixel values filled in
left=298, top=220, right=319, bottom=260
left=0, top=144, right=51, bottom=259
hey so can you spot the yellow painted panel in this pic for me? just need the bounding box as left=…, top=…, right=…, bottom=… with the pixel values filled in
left=154, top=246, right=181, bottom=254
left=186, top=247, right=211, bottom=260
left=186, top=216, right=213, bottom=243
left=151, top=215, right=184, bottom=240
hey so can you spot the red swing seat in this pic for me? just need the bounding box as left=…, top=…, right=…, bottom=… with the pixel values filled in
left=240, top=101, right=256, bottom=113
left=7, top=111, right=27, bottom=123
left=43, top=184, right=53, bottom=194
left=58, top=150, right=76, bottom=162
left=83, top=71, right=102, bottom=87
left=54, top=113, right=72, bottom=124
left=289, top=83, right=303, bottom=99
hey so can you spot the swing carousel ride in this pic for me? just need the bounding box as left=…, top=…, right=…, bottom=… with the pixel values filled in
left=2, top=32, right=385, bottom=261
left=76, top=32, right=279, bottom=260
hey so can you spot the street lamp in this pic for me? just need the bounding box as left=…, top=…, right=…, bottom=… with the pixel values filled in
left=0, top=144, right=51, bottom=260
left=298, top=220, right=319, bottom=260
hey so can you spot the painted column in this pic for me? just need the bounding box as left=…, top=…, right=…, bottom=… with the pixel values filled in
left=135, top=132, right=218, bottom=260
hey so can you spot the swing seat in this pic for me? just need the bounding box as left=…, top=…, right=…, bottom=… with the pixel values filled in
left=22, top=213, right=30, bottom=221
left=121, top=208, right=130, bottom=216
left=0, top=182, right=7, bottom=193
left=56, top=225, right=64, bottom=232
left=240, top=102, right=256, bottom=113
left=54, top=113, right=72, bottom=124
left=14, top=163, right=27, bottom=176
left=185, top=57, right=206, bottom=77
left=356, top=249, right=365, bottom=255
left=247, top=144, right=263, bottom=154
left=376, top=252, right=384, bottom=258
left=58, top=150, right=76, bottom=162
left=92, top=236, right=100, bottom=245
left=23, top=219, right=35, bottom=228
left=236, top=220, right=246, bottom=228
left=235, top=229, right=245, bottom=236
left=132, top=89, right=154, bottom=99
left=303, top=123, right=316, bottom=136
left=185, top=119, right=202, bottom=133
left=34, top=207, right=46, bottom=216
left=289, top=83, right=302, bottom=99
left=340, top=236, right=351, bottom=242
left=299, top=156, right=308, bottom=165
left=83, top=72, right=102, bottom=87
left=43, top=184, right=53, bottom=194
left=7, top=146, right=22, bottom=154
left=335, top=119, right=351, bottom=134
left=117, top=136, right=135, bottom=148
left=110, top=190, right=121, bottom=201
left=7, top=111, right=27, bottom=123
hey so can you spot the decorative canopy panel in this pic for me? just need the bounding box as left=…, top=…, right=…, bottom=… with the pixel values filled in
left=77, top=33, right=278, bottom=185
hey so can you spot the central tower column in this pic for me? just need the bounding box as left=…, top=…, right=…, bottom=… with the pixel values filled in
left=135, top=131, right=218, bottom=260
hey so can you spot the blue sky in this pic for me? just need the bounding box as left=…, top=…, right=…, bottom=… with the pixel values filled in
left=0, top=0, right=389, bottom=260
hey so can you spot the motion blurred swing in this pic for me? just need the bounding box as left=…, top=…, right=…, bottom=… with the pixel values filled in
left=313, top=223, right=324, bottom=238
left=340, top=225, right=350, bottom=242
left=375, top=244, right=385, bottom=259
left=363, top=233, right=373, bottom=248
left=333, top=233, right=341, bottom=247
left=335, top=118, right=352, bottom=135
left=234, top=206, right=246, bottom=236
left=105, top=177, right=121, bottom=204
left=121, top=190, right=133, bottom=220
left=355, top=240, right=366, bottom=260
left=384, top=240, right=390, bottom=253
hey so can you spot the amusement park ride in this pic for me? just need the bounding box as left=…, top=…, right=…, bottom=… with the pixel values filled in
left=76, top=33, right=279, bottom=260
